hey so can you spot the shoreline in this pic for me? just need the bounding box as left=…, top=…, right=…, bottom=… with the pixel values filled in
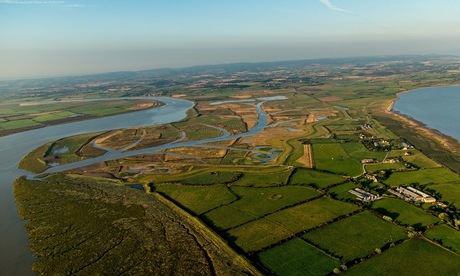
left=386, top=88, right=460, bottom=153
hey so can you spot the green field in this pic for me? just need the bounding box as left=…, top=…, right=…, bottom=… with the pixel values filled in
left=327, top=182, right=360, bottom=201
left=365, top=163, right=406, bottom=173
left=424, top=181, right=460, bottom=207
left=391, top=149, right=441, bottom=169
left=370, top=198, right=439, bottom=229
left=288, top=168, right=346, bottom=188
left=154, top=184, right=237, bottom=215
left=383, top=168, right=459, bottom=186
left=0, top=119, right=41, bottom=130
left=18, top=142, right=52, bottom=173
left=202, top=186, right=319, bottom=230
left=227, top=197, right=358, bottom=252
left=341, top=142, right=387, bottom=161
left=174, top=170, right=242, bottom=185
left=424, top=225, right=460, bottom=254
left=0, top=100, right=159, bottom=133
left=345, top=239, right=460, bottom=275
left=302, top=211, right=407, bottom=262
left=231, top=168, right=292, bottom=187
left=313, top=143, right=363, bottom=176
left=258, top=238, right=341, bottom=276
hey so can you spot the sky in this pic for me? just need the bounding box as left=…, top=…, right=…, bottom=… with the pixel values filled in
left=1, top=0, right=460, bottom=79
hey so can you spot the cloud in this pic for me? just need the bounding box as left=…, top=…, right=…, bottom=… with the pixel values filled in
left=319, top=0, right=352, bottom=13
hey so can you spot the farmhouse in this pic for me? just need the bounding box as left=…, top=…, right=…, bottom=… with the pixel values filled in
left=348, top=188, right=382, bottom=202
left=390, top=186, right=436, bottom=203
left=383, top=157, right=400, bottom=164
left=406, top=187, right=436, bottom=203
left=361, top=159, right=374, bottom=164
left=365, top=173, right=378, bottom=182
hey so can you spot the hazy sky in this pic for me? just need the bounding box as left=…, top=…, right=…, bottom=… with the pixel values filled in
left=2, top=0, right=460, bottom=79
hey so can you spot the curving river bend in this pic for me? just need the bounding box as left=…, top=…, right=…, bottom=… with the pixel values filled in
left=0, top=96, right=274, bottom=275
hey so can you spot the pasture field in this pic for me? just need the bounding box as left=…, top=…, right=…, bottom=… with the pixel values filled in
left=383, top=168, right=459, bottom=186
left=179, top=124, right=223, bottom=141
left=391, top=149, right=441, bottom=169
left=312, top=143, right=363, bottom=176
left=33, top=111, right=76, bottom=122
left=172, top=170, right=242, bottom=185
left=344, top=239, right=460, bottom=275
left=202, top=186, right=319, bottom=230
left=327, top=182, right=360, bottom=201
left=230, top=186, right=319, bottom=217
left=18, top=142, right=52, bottom=173
left=19, top=133, right=103, bottom=173
left=288, top=168, right=346, bottom=188
left=153, top=184, right=237, bottom=215
left=302, top=211, right=407, bottom=262
left=225, top=217, right=293, bottom=252
left=227, top=197, right=358, bottom=252
left=0, top=100, right=159, bottom=134
left=202, top=205, right=256, bottom=231
left=424, top=181, right=460, bottom=207
left=370, top=198, right=439, bottom=229
left=257, top=238, right=341, bottom=276
left=370, top=119, right=399, bottom=140
left=312, top=143, right=348, bottom=159
left=284, top=138, right=306, bottom=166
left=231, top=168, right=292, bottom=187
left=341, top=142, right=387, bottom=161
left=424, top=225, right=460, bottom=253
left=46, top=133, right=102, bottom=164
left=0, top=119, right=41, bottom=130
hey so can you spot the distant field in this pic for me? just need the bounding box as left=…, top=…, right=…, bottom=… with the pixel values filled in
left=341, top=142, right=387, bottom=161
left=0, top=99, right=159, bottom=134
left=370, top=198, right=439, bottom=229
left=288, top=168, right=346, bottom=188
left=390, top=149, right=441, bottom=169
left=327, top=182, right=360, bottom=201
left=173, top=170, right=241, bottom=185
left=345, top=239, right=460, bottom=275
left=258, top=238, right=341, bottom=276
left=154, top=184, right=237, bottom=215
left=383, top=168, right=459, bottom=186
left=227, top=197, right=358, bottom=252
left=231, top=168, right=292, bottom=187
left=302, top=211, right=407, bottom=262
left=202, top=186, right=319, bottom=230
left=313, top=143, right=362, bottom=176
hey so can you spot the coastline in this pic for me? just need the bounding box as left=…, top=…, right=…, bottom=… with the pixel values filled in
left=386, top=89, right=460, bottom=153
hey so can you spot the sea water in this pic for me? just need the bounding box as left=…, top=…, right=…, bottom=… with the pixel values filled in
left=393, top=86, right=460, bottom=142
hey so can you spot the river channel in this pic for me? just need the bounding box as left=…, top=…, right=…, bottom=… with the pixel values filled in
left=0, top=96, right=275, bottom=275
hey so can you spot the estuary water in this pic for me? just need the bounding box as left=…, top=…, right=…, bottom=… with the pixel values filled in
left=0, top=96, right=276, bottom=275
left=393, top=86, right=460, bottom=142
left=0, top=97, right=193, bottom=275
